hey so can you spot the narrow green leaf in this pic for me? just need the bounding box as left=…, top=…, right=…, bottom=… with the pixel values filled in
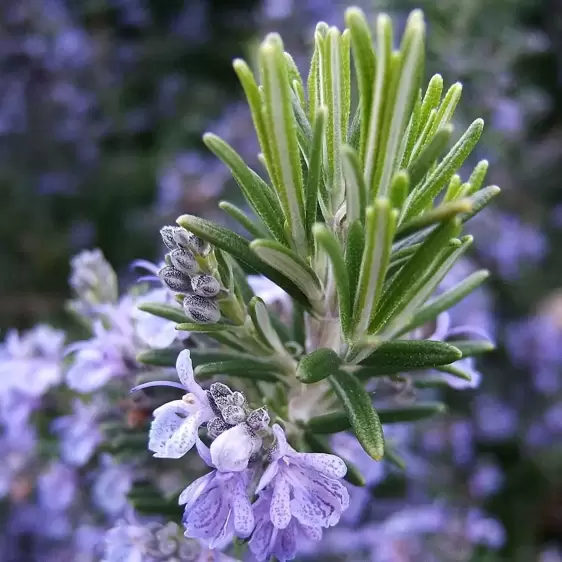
left=194, top=360, right=285, bottom=383
left=345, top=7, right=375, bottom=158
left=219, top=201, right=268, bottom=239
left=375, top=10, right=425, bottom=198
left=352, top=200, right=397, bottom=337
left=191, top=349, right=276, bottom=367
left=364, top=14, right=393, bottom=194
left=137, top=348, right=181, bottom=367
left=429, top=81, right=463, bottom=138
left=461, top=185, right=501, bottom=222
left=390, top=171, right=410, bottom=210
left=399, top=91, right=422, bottom=169
left=175, top=323, right=228, bottom=333
left=304, top=432, right=366, bottom=486
left=329, top=368, right=385, bottom=460
left=292, top=90, right=312, bottom=154
left=307, top=410, right=350, bottom=434
left=177, top=215, right=311, bottom=308
left=463, top=159, right=489, bottom=196
left=313, top=224, right=351, bottom=335
left=250, top=239, right=323, bottom=303
left=260, top=34, right=307, bottom=254
left=378, top=402, right=446, bottom=423
left=449, top=340, right=495, bottom=357
left=356, top=339, right=462, bottom=375
left=418, top=74, right=443, bottom=135
left=249, top=296, right=285, bottom=352
left=345, top=219, right=365, bottom=309
left=401, top=270, right=489, bottom=334
left=368, top=219, right=460, bottom=334
left=409, top=108, right=437, bottom=164
left=348, top=101, right=362, bottom=150
left=435, top=364, right=473, bottom=382
left=443, top=174, right=463, bottom=203
left=397, top=198, right=473, bottom=238
left=306, top=108, right=327, bottom=246
left=231, top=258, right=255, bottom=304
left=284, top=52, right=305, bottom=108
left=307, top=32, right=321, bottom=123
left=233, top=59, right=277, bottom=186
left=137, top=302, right=186, bottom=324
left=204, top=134, right=286, bottom=243
left=297, top=347, right=341, bottom=383
left=341, top=29, right=351, bottom=147
left=406, top=125, right=453, bottom=189
left=292, top=303, right=306, bottom=348
left=383, top=446, right=406, bottom=469
left=406, top=119, right=484, bottom=218
left=342, top=145, right=366, bottom=225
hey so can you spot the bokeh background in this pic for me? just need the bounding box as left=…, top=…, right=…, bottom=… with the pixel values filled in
left=1, top=0, right=562, bottom=560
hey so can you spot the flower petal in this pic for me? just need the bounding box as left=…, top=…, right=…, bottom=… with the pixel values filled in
left=179, top=471, right=215, bottom=508
left=271, top=424, right=289, bottom=458
left=210, top=424, right=254, bottom=473
left=163, top=413, right=200, bottom=458
left=231, top=475, right=255, bottom=538
left=249, top=519, right=275, bottom=562
left=293, top=452, right=347, bottom=479
left=183, top=484, right=229, bottom=544
left=195, top=436, right=214, bottom=467
left=148, top=401, right=191, bottom=457
left=275, top=520, right=297, bottom=562
left=270, top=475, right=291, bottom=529
left=256, top=461, right=279, bottom=493
left=300, top=523, right=323, bottom=542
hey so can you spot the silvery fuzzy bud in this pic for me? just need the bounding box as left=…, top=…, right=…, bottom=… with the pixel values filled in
left=174, top=230, right=211, bottom=257
left=169, top=248, right=198, bottom=276
left=207, top=416, right=230, bottom=439
left=171, top=227, right=192, bottom=250
left=209, top=382, right=233, bottom=410
left=231, top=391, right=245, bottom=408
left=183, top=294, right=220, bottom=324
left=246, top=407, right=270, bottom=431
left=221, top=405, right=247, bottom=425
left=191, top=274, right=221, bottom=298
left=158, top=266, right=191, bottom=293
left=160, top=226, right=180, bottom=250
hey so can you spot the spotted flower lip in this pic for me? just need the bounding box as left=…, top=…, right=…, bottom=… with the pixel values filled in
left=256, top=424, right=349, bottom=530
left=180, top=438, right=255, bottom=549
left=140, top=350, right=214, bottom=459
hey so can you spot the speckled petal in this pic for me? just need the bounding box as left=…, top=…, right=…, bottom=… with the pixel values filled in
left=293, top=452, right=347, bottom=479
left=148, top=400, right=189, bottom=456
left=274, top=520, right=297, bottom=562
left=271, top=424, right=289, bottom=458
left=232, top=475, right=255, bottom=537
left=183, top=484, right=229, bottom=544
left=256, top=460, right=279, bottom=493
left=270, top=475, right=291, bottom=529
left=249, top=519, right=276, bottom=562
left=163, top=413, right=200, bottom=458
left=178, top=471, right=215, bottom=508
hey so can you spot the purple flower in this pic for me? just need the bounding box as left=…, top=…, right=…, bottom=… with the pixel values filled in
left=255, top=425, right=349, bottom=530
left=180, top=438, right=255, bottom=548
left=249, top=488, right=322, bottom=562
left=145, top=350, right=214, bottom=459
left=37, top=462, right=77, bottom=512
left=51, top=398, right=103, bottom=466
left=92, top=454, right=133, bottom=516
left=210, top=422, right=263, bottom=473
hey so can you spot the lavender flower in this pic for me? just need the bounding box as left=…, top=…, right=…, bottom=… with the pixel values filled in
left=146, top=350, right=214, bottom=458
left=37, top=461, right=77, bottom=512
left=255, top=425, right=349, bottom=530
left=92, top=454, right=133, bottom=517
left=180, top=439, right=255, bottom=548
left=69, top=249, right=118, bottom=307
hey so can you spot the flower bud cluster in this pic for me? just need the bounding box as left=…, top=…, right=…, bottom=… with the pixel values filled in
left=158, top=226, right=222, bottom=324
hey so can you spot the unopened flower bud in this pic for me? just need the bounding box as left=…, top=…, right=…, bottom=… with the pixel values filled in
left=169, top=248, right=198, bottom=276
left=160, top=226, right=180, bottom=250
left=176, top=231, right=211, bottom=257
left=191, top=274, right=220, bottom=298
left=171, top=227, right=192, bottom=249
left=221, top=405, right=247, bottom=425
left=231, top=391, right=245, bottom=408
left=207, top=416, right=230, bottom=439
left=158, top=266, right=191, bottom=293
left=246, top=407, right=270, bottom=431
left=183, top=295, right=220, bottom=324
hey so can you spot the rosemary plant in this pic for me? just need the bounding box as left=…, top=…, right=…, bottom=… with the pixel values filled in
left=134, top=7, right=498, bottom=561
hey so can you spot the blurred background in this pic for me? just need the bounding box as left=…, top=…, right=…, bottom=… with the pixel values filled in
left=1, top=0, right=562, bottom=560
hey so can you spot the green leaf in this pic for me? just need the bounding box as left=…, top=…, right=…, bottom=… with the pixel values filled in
left=449, top=340, right=495, bottom=357
left=406, top=125, right=453, bottom=189
left=429, top=81, right=463, bottom=138
left=175, top=323, right=229, bottom=333
left=417, top=74, right=443, bottom=132
left=405, top=119, right=484, bottom=219
left=260, top=34, right=307, bottom=254
left=329, top=368, right=384, bottom=460
left=307, top=29, right=321, bottom=123
left=345, top=219, right=365, bottom=306
left=292, top=90, right=312, bottom=154
left=307, top=410, right=351, bottom=434
left=364, top=14, right=393, bottom=195
left=463, top=159, right=489, bottom=196
left=383, top=446, right=407, bottom=470
left=292, top=303, right=306, bottom=348
left=304, top=432, right=365, bottom=486
left=443, top=174, right=463, bottom=203
left=397, top=198, right=472, bottom=238
left=219, top=201, right=268, bottom=240
left=249, top=296, right=285, bottom=352
left=306, top=108, right=327, bottom=246
left=297, top=347, right=341, bottom=384
left=177, top=215, right=311, bottom=309
left=352, top=200, right=397, bottom=337
left=313, top=224, right=351, bottom=336
left=342, top=145, right=366, bottom=224
left=137, top=302, right=186, bottom=324
left=250, top=239, right=323, bottom=304
left=435, top=364, right=473, bottom=382
left=377, top=402, right=447, bottom=423
left=231, top=258, right=255, bottom=304
left=356, top=339, right=462, bottom=376
left=204, top=134, right=286, bottom=243
left=400, top=269, right=489, bottom=334
left=368, top=219, right=460, bottom=335
left=346, top=8, right=375, bottom=159
left=461, top=185, right=501, bottom=222
left=137, top=348, right=181, bottom=367
left=375, top=10, right=425, bottom=198
left=194, top=360, right=286, bottom=383
left=190, top=349, right=278, bottom=367
left=390, top=171, right=410, bottom=211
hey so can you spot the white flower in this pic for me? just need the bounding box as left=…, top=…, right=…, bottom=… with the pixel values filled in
left=148, top=350, right=214, bottom=459
left=210, top=423, right=261, bottom=473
